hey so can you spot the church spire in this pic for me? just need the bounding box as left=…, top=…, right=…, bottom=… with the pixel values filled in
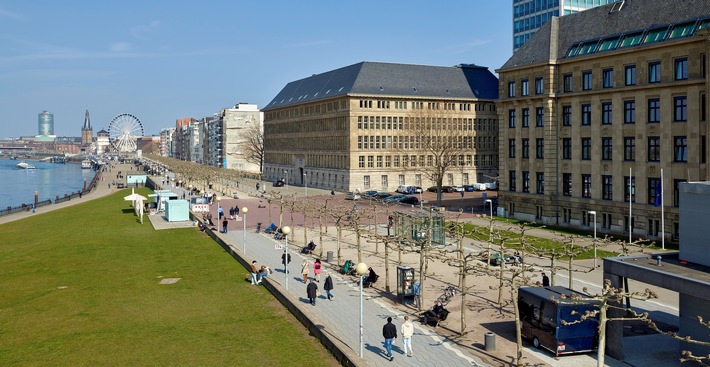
left=83, top=109, right=91, bottom=130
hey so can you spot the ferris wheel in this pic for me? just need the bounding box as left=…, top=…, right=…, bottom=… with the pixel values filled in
left=107, top=113, right=144, bottom=152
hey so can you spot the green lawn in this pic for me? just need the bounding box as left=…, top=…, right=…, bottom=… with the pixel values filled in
left=0, top=189, right=339, bottom=366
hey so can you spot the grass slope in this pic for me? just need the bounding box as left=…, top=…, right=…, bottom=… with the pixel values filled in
left=0, top=189, right=339, bottom=366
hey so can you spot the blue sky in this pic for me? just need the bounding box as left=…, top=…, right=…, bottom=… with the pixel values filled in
left=0, top=1, right=512, bottom=138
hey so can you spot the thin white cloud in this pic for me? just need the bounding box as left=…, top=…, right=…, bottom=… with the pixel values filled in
left=130, top=20, right=160, bottom=39
left=110, top=42, right=133, bottom=52
left=0, top=7, right=26, bottom=21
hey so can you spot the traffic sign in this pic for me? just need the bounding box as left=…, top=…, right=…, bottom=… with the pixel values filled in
left=274, top=244, right=284, bottom=250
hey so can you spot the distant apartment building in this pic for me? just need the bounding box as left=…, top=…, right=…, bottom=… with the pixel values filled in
left=513, top=0, right=621, bottom=51
left=262, top=61, right=499, bottom=192
left=159, top=128, right=174, bottom=157
left=497, top=0, right=710, bottom=243
left=209, top=103, right=262, bottom=173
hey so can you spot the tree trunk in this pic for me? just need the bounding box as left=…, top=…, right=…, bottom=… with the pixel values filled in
left=460, top=267, right=467, bottom=334
left=513, top=283, right=523, bottom=367
left=597, top=300, right=608, bottom=367
left=568, top=256, right=574, bottom=289
left=384, top=239, right=390, bottom=293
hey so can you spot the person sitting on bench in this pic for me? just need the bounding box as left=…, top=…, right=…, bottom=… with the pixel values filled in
left=362, top=267, right=379, bottom=287
left=301, top=240, right=316, bottom=254
left=421, top=301, right=445, bottom=325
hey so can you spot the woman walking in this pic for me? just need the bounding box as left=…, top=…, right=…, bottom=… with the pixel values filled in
left=313, top=259, right=322, bottom=282
left=301, top=260, right=309, bottom=283
left=306, top=279, right=318, bottom=306
left=323, top=272, right=334, bottom=301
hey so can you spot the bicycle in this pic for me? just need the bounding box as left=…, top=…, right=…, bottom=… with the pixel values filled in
left=437, top=285, right=457, bottom=305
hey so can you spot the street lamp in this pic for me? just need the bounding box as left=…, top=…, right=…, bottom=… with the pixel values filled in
left=355, top=262, right=369, bottom=357
left=216, top=196, right=222, bottom=229
left=589, top=211, right=597, bottom=268
left=282, top=226, right=292, bottom=290
left=284, top=170, right=289, bottom=191
left=303, top=173, right=307, bottom=196
left=242, top=207, right=249, bottom=253
left=485, top=199, right=493, bottom=269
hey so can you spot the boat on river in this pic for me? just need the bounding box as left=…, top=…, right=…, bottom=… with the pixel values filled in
left=81, top=159, right=92, bottom=169
left=17, top=161, right=36, bottom=169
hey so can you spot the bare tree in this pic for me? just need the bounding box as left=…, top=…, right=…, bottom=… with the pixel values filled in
left=238, top=121, right=264, bottom=173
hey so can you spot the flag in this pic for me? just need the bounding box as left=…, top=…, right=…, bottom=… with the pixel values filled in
left=654, top=178, right=662, bottom=206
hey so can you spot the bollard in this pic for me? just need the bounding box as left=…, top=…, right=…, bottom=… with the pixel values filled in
left=327, top=251, right=334, bottom=263
left=484, top=332, right=496, bottom=351
left=656, top=255, right=662, bottom=266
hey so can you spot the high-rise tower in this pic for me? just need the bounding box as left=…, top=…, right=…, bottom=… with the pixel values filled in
left=81, top=109, right=93, bottom=146
left=38, top=110, right=54, bottom=136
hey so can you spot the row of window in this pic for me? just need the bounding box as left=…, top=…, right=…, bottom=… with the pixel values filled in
left=361, top=172, right=472, bottom=189
left=509, top=135, right=689, bottom=162
left=356, top=116, right=497, bottom=131
left=358, top=99, right=495, bottom=112
left=506, top=57, right=693, bottom=98
left=510, top=172, right=686, bottom=207
left=357, top=154, right=497, bottom=168
left=358, top=135, right=495, bottom=151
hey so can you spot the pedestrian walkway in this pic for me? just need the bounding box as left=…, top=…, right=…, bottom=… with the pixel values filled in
left=217, top=228, right=491, bottom=367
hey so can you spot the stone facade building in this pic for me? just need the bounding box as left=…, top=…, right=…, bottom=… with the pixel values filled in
left=262, top=61, right=499, bottom=192
left=497, top=0, right=710, bottom=244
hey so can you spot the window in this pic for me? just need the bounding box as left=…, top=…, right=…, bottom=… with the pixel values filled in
left=674, top=179, right=687, bottom=207
left=582, top=71, right=592, bottom=90
left=535, top=77, right=544, bottom=94
left=522, top=138, right=530, bottom=159
left=648, top=136, right=661, bottom=162
left=563, top=73, right=573, bottom=92
left=602, top=102, right=612, bottom=125
left=581, top=138, right=591, bottom=160
left=367, top=156, right=374, bottom=168
left=508, top=139, right=516, bottom=158
left=649, top=61, right=661, bottom=83
left=675, top=57, right=688, bottom=80
left=648, top=98, right=660, bottom=123
left=521, top=79, right=529, bottom=96
left=509, top=171, right=516, bottom=191
left=508, top=81, right=516, bottom=97
left=602, top=213, right=612, bottom=230
left=603, top=68, right=614, bottom=88
left=536, top=138, right=544, bottom=159
left=602, top=137, right=613, bottom=160
left=536, top=172, right=544, bottom=194
left=358, top=156, right=365, bottom=168
left=376, top=156, right=382, bottom=168
left=381, top=175, right=388, bottom=188
left=522, top=108, right=530, bottom=128
left=648, top=177, right=661, bottom=205
left=536, top=107, right=544, bottom=127
left=674, top=136, right=687, bottom=162
left=562, top=138, right=572, bottom=160
left=562, top=105, right=572, bottom=126
left=674, top=96, right=687, bottom=122
left=522, top=171, right=530, bottom=193
left=508, top=109, right=516, bottom=128
left=624, top=137, right=635, bottom=161
left=581, top=104, right=591, bottom=125
left=625, top=65, right=636, bottom=86
left=625, top=176, right=636, bottom=202
left=415, top=174, right=421, bottom=186
left=624, top=100, right=636, bottom=124
left=582, top=174, right=592, bottom=198
left=602, top=175, right=613, bottom=200
left=363, top=175, right=370, bottom=188
left=563, top=173, right=572, bottom=196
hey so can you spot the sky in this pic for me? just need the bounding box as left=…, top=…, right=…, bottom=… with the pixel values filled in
left=0, top=1, right=513, bottom=139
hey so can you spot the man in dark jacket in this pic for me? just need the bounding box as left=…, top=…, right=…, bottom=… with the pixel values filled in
left=323, top=272, right=334, bottom=300
left=281, top=251, right=291, bottom=273
left=382, top=316, right=397, bottom=361
left=306, top=279, right=318, bottom=306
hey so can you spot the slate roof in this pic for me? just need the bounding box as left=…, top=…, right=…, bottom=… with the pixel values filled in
left=500, top=0, right=710, bottom=70
left=263, top=61, right=499, bottom=111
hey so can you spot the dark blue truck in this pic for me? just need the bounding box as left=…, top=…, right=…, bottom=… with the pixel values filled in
left=518, top=286, right=600, bottom=357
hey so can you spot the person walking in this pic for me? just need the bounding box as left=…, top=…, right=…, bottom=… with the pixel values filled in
left=281, top=251, right=291, bottom=273
left=250, top=260, right=259, bottom=285
left=323, top=272, right=334, bottom=301
left=222, top=217, right=228, bottom=234
left=541, top=272, right=550, bottom=286
left=306, top=279, right=318, bottom=306
left=382, top=316, right=397, bottom=361
left=313, top=259, right=322, bottom=282
left=401, top=315, right=414, bottom=357
left=301, top=260, right=309, bottom=283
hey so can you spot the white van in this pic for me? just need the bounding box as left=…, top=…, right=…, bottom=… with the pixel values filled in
left=396, top=185, right=415, bottom=194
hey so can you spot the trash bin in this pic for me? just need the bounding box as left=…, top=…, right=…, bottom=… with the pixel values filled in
left=484, top=332, right=496, bottom=351
left=326, top=251, right=333, bottom=263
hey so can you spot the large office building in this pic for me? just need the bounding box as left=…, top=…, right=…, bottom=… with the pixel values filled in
left=37, top=110, right=55, bottom=140
left=498, top=0, right=710, bottom=244
left=513, top=0, right=621, bottom=51
left=262, top=61, right=499, bottom=192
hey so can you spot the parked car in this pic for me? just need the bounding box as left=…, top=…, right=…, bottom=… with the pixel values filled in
left=362, top=190, right=379, bottom=198
left=427, top=186, right=439, bottom=192
left=413, top=186, right=423, bottom=193
left=375, top=192, right=392, bottom=200
left=273, top=179, right=285, bottom=187
left=399, top=196, right=419, bottom=205
left=442, top=186, right=457, bottom=193
left=396, top=185, right=415, bottom=194
left=383, top=194, right=407, bottom=204
left=485, top=182, right=498, bottom=190
left=463, top=185, right=476, bottom=192
left=452, top=186, right=465, bottom=192
left=345, top=192, right=362, bottom=200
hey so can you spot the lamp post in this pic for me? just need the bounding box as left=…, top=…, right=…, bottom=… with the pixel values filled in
left=284, top=170, right=289, bottom=191
left=485, top=199, right=493, bottom=269
left=282, top=226, right=292, bottom=290
left=216, top=196, right=222, bottom=229
left=303, top=173, right=307, bottom=197
left=589, top=211, right=597, bottom=268
left=242, top=207, right=249, bottom=253
left=355, top=262, right=369, bottom=357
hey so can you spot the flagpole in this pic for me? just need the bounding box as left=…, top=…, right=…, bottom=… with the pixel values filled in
left=629, top=167, right=632, bottom=245
left=661, top=168, right=665, bottom=250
